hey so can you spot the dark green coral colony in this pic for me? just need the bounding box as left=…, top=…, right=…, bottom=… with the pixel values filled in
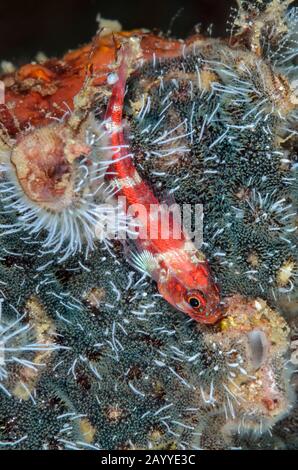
left=126, top=42, right=297, bottom=303
left=0, top=237, right=235, bottom=450
left=0, top=0, right=297, bottom=450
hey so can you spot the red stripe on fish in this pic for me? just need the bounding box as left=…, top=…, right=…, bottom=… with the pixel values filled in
left=104, top=41, right=222, bottom=324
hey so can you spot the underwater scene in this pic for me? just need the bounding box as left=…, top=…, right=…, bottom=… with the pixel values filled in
left=0, top=0, right=297, bottom=453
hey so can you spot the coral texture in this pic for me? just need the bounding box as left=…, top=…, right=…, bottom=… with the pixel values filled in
left=0, top=0, right=297, bottom=450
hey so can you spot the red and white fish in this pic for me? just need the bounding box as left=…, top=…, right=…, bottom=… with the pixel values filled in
left=103, top=41, right=222, bottom=324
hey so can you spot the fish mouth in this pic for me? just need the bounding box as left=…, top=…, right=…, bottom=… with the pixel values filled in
left=198, top=309, right=223, bottom=324
left=201, top=297, right=224, bottom=324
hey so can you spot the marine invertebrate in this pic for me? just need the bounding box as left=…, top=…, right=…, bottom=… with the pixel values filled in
left=0, top=0, right=297, bottom=451
left=202, top=296, right=292, bottom=438
left=123, top=9, right=298, bottom=304
left=0, top=243, right=294, bottom=450
left=0, top=296, right=61, bottom=401
left=0, top=113, right=131, bottom=261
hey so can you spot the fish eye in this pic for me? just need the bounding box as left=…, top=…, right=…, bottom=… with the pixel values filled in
left=185, top=290, right=206, bottom=311
left=189, top=297, right=200, bottom=308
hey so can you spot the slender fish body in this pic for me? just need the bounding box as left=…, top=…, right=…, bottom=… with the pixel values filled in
left=104, top=43, right=222, bottom=324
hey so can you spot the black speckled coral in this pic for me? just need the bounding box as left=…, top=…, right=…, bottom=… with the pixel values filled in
left=0, top=0, right=297, bottom=450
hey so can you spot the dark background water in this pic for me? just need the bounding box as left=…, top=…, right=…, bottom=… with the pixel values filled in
left=0, top=0, right=237, bottom=64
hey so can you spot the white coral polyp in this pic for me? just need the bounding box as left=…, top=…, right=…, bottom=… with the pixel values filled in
left=0, top=119, right=132, bottom=262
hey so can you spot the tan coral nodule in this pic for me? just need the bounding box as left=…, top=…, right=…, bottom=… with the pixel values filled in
left=195, top=294, right=293, bottom=444
left=10, top=124, right=91, bottom=212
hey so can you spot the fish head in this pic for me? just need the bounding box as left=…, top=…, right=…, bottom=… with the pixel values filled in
left=157, top=261, right=222, bottom=324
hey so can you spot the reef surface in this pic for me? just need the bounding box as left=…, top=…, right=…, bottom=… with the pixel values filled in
left=0, top=0, right=297, bottom=450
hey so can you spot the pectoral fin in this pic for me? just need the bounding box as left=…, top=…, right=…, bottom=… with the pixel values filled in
left=129, top=249, right=159, bottom=278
